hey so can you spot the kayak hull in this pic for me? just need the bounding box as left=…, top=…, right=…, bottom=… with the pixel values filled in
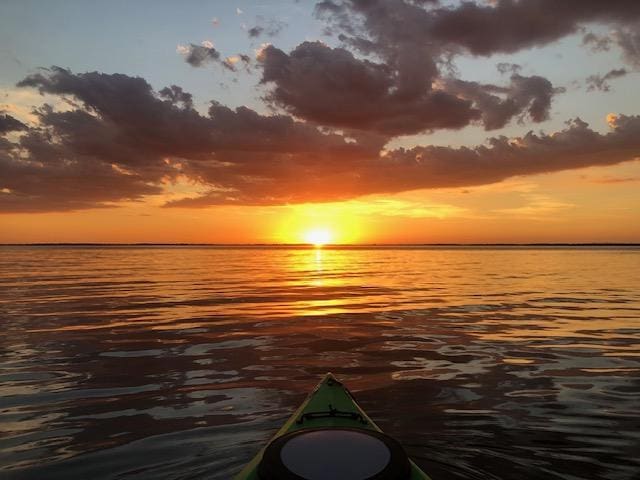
left=234, top=373, right=431, bottom=479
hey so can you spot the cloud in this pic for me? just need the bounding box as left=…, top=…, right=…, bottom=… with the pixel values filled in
left=0, top=112, right=27, bottom=134
left=189, top=1, right=640, bottom=137
left=585, top=68, right=628, bottom=92
left=174, top=0, right=638, bottom=136
left=177, top=40, right=250, bottom=71
left=4, top=66, right=640, bottom=213
left=590, top=176, right=640, bottom=184
left=426, top=1, right=640, bottom=56
left=158, top=85, right=193, bottom=108
left=316, top=0, right=640, bottom=58
left=583, top=26, right=640, bottom=67
left=248, top=26, right=264, bottom=37
left=5, top=3, right=640, bottom=215
left=496, top=63, right=522, bottom=75
left=259, top=41, right=478, bottom=135
left=614, top=26, right=640, bottom=67
left=376, top=115, right=640, bottom=192
left=177, top=41, right=221, bottom=67
left=2, top=67, right=377, bottom=212
left=444, top=73, right=560, bottom=130
left=247, top=16, right=287, bottom=38
left=169, top=114, right=640, bottom=207
left=221, top=54, right=251, bottom=72
left=582, top=31, right=612, bottom=52
left=16, top=67, right=215, bottom=161
left=313, top=1, right=640, bottom=88
left=249, top=2, right=583, bottom=135
left=0, top=148, right=163, bottom=213
left=259, top=41, right=562, bottom=135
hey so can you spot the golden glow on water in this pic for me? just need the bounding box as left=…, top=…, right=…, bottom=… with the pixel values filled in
left=15, top=247, right=640, bottom=330
left=1, top=246, right=640, bottom=478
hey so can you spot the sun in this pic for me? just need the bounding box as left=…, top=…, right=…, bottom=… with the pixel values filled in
left=303, top=228, right=332, bottom=247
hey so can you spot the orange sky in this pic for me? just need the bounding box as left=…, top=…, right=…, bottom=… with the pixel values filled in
left=2, top=162, right=638, bottom=244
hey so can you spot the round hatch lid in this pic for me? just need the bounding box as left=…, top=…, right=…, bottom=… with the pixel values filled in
left=257, top=427, right=411, bottom=480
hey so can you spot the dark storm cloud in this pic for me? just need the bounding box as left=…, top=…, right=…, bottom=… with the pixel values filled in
left=0, top=112, right=27, bottom=135
left=585, top=68, right=628, bottom=92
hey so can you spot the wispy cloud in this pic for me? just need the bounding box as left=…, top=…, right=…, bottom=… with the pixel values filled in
left=586, top=68, right=628, bottom=92
left=177, top=41, right=221, bottom=67
left=493, top=194, right=574, bottom=219
left=288, top=198, right=467, bottom=219
left=247, top=16, right=287, bottom=38
left=590, top=176, right=640, bottom=184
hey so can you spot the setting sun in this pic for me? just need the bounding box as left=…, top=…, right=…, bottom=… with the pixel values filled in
left=303, top=228, right=332, bottom=246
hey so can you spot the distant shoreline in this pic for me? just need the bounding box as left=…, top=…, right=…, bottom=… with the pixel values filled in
left=1, top=243, right=639, bottom=248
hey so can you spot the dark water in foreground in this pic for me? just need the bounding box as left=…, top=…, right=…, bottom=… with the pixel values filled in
left=1, top=246, right=639, bottom=480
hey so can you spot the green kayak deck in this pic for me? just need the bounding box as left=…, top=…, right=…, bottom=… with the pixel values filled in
left=234, top=373, right=431, bottom=479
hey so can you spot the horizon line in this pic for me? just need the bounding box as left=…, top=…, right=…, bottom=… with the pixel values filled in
left=1, top=242, right=639, bottom=247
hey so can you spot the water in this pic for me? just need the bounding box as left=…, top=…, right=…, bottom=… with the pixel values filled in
left=1, top=246, right=639, bottom=480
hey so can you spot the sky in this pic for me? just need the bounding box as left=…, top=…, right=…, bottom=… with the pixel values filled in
left=1, top=0, right=639, bottom=244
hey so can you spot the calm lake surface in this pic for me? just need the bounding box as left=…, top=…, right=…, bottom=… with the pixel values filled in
left=1, top=246, right=639, bottom=479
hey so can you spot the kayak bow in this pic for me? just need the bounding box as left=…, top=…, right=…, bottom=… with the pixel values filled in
left=234, top=373, right=431, bottom=479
